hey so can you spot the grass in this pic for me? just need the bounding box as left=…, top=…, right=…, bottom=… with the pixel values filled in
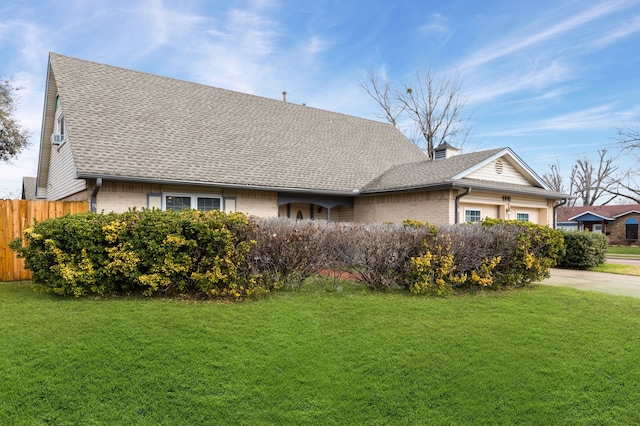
left=591, top=262, right=640, bottom=276
left=607, top=245, right=640, bottom=256
left=2, top=279, right=640, bottom=425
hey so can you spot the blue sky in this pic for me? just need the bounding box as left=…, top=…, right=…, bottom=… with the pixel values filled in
left=1, top=0, right=639, bottom=197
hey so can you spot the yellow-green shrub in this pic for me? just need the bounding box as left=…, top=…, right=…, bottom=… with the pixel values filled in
left=409, top=246, right=462, bottom=295
left=478, top=219, right=565, bottom=287
left=10, top=209, right=261, bottom=298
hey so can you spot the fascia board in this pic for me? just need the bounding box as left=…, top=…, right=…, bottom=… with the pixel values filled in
left=568, top=211, right=613, bottom=221
left=451, top=148, right=549, bottom=189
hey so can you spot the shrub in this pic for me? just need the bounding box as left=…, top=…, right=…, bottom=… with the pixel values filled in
left=408, top=243, right=461, bottom=295
left=478, top=219, right=565, bottom=287
left=245, top=219, right=440, bottom=291
left=244, top=218, right=326, bottom=289
left=9, top=212, right=115, bottom=296
left=556, top=230, right=607, bottom=269
left=10, top=212, right=567, bottom=298
left=10, top=209, right=259, bottom=298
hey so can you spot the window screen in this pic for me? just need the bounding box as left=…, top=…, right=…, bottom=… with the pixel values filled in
left=165, top=196, right=191, bottom=211
left=465, top=209, right=481, bottom=223
left=197, top=197, right=221, bottom=212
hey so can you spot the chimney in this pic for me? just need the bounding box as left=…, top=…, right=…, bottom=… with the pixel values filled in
left=282, top=91, right=287, bottom=102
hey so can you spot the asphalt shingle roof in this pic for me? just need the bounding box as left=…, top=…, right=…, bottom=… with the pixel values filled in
left=557, top=204, right=640, bottom=222
left=21, top=176, right=37, bottom=200
left=47, top=53, right=566, bottom=199
left=361, top=148, right=505, bottom=192
left=49, top=53, right=427, bottom=193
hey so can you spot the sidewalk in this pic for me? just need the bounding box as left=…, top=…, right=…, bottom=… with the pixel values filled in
left=540, top=268, right=640, bottom=298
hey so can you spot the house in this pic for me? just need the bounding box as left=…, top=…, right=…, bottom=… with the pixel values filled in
left=33, top=53, right=567, bottom=225
left=21, top=177, right=37, bottom=200
left=557, top=204, right=640, bottom=244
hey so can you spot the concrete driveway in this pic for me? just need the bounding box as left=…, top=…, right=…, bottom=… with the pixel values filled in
left=540, top=267, right=640, bottom=298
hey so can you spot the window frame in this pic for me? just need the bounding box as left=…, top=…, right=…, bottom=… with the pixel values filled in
left=625, top=218, right=638, bottom=240
left=516, top=212, right=530, bottom=222
left=162, top=193, right=222, bottom=212
left=464, top=208, right=482, bottom=223
left=54, top=103, right=67, bottom=146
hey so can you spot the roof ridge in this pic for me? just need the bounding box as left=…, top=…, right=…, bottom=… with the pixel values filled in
left=48, top=52, right=396, bottom=128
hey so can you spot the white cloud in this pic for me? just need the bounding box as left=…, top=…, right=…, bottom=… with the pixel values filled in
left=458, top=0, right=636, bottom=71
left=306, top=35, right=329, bottom=55
left=587, top=13, right=640, bottom=49
left=143, top=0, right=207, bottom=49
left=480, top=104, right=619, bottom=137
left=465, top=60, right=569, bottom=105
left=419, top=13, right=449, bottom=35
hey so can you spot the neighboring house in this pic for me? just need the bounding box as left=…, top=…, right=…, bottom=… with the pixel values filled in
left=557, top=205, right=640, bottom=244
left=34, top=53, right=567, bottom=225
left=21, top=177, right=37, bottom=200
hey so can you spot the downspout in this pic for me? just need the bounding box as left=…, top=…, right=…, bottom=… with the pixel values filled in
left=454, top=188, right=471, bottom=224
left=90, top=178, right=103, bottom=213
left=552, top=198, right=567, bottom=229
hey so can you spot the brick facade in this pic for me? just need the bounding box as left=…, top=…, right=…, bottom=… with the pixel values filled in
left=607, top=212, right=640, bottom=245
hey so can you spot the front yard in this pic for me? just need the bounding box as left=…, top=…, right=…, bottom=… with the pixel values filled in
left=2, top=279, right=640, bottom=425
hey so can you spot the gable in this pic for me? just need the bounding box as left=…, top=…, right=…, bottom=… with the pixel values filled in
left=35, top=63, right=59, bottom=197
left=465, top=157, right=534, bottom=186
left=569, top=212, right=613, bottom=222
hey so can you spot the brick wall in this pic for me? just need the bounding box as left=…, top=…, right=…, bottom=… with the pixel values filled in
left=607, top=213, right=640, bottom=245
left=354, top=190, right=453, bottom=224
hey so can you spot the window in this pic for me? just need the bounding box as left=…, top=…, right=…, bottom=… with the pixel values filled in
left=164, top=194, right=221, bottom=212
left=626, top=218, right=638, bottom=240
left=516, top=212, right=529, bottom=222
left=57, top=115, right=65, bottom=137
left=465, top=209, right=482, bottom=223
left=197, top=197, right=221, bottom=212
left=165, top=196, right=191, bottom=211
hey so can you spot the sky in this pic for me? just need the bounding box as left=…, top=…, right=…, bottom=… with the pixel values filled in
left=1, top=0, right=639, bottom=198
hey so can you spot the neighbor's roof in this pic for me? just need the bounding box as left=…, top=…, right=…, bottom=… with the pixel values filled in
left=557, top=204, right=640, bottom=222
left=47, top=53, right=427, bottom=194
left=21, top=176, right=37, bottom=200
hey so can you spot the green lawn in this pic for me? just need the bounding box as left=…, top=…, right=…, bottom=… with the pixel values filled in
left=592, top=262, right=640, bottom=276
left=2, top=279, right=640, bottom=425
left=607, top=245, right=640, bottom=256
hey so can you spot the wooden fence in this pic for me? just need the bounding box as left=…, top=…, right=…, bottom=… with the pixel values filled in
left=0, top=199, right=89, bottom=281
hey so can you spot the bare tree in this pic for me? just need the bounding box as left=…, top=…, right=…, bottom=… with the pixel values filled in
left=362, top=65, right=469, bottom=159
left=0, top=78, right=30, bottom=162
left=542, top=161, right=566, bottom=194
left=618, top=120, right=640, bottom=149
left=361, top=74, right=403, bottom=127
left=569, top=150, right=618, bottom=206
left=608, top=171, right=640, bottom=204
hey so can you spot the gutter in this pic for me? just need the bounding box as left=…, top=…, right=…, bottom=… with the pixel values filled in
left=359, top=181, right=567, bottom=200
left=552, top=198, right=568, bottom=229
left=454, top=187, right=471, bottom=224
left=90, top=178, right=103, bottom=213
left=77, top=173, right=359, bottom=197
